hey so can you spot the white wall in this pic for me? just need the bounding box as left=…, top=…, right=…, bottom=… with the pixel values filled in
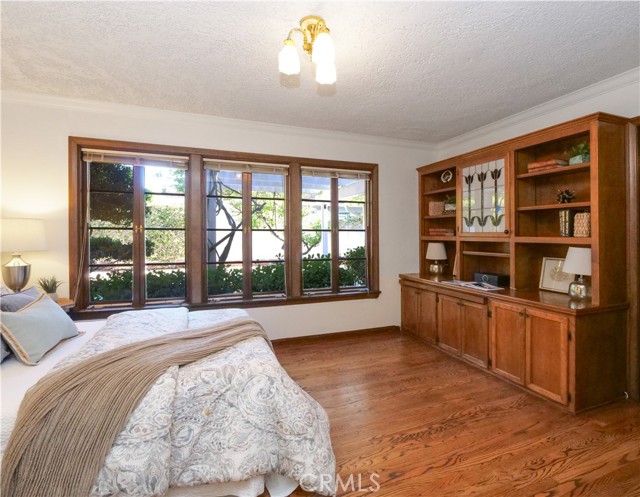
left=0, top=92, right=436, bottom=339
left=437, top=68, right=640, bottom=159
left=2, top=68, right=637, bottom=339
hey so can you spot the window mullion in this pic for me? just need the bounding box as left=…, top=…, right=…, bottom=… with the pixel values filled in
left=186, top=154, right=204, bottom=304
left=330, top=176, right=339, bottom=293
left=133, top=166, right=146, bottom=307
left=287, top=163, right=302, bottom=297
left=242, top=172, right=253, bottom=299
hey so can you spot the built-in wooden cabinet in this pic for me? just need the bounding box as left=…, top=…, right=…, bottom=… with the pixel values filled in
left=403, top=112, right=632, bottom=413
left=490, top=301, right=526, bottom=385
left=438, top=293, right=489, bottom=368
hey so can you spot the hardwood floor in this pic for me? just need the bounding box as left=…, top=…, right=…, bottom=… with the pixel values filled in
left=272, top=329, right=640, bottom=497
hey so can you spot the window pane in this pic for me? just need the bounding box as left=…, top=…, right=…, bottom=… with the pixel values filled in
left=252, top=231, right=285, bottom=261
left=252, top=173, right=284, bottom=199
left=90, top=192, right=133, bottom=228
left=338, top=178, right=366, bottom=201
left=145, top=195, right=185, bottom=228
left=89, top=229, right=133, bottom=264
left=90, top=267, right=133, bottom=303
left=251, top=199, right=285, bottom=230
left=339, top=232, right=366, bottom=257
left=206, top=230, right=242, bottom=263
left=339, top=258, right=366, bottom=288
left=252, top=262, right=285, bottom=294
left=206, top=197, right=242, bottom=230
left=302, top=258, right=331, bottom=290
left=339, top=202, right=365, bottom=230
left=207, top=263, right=243, bottom=296
left=145, top=229, right=185, bottom=263
left=302, top=176, right=331, bottom=200
left=90, top=163, right=133, bottom=192
left=302, top=231, right=331, bottom=259
left=206, top=170, right=242, bottom=197
left=144, top=166, right=185, bottom=194
left=302, top=201, right=331, bottom=230
left=146, top=265, right=185, bottom=299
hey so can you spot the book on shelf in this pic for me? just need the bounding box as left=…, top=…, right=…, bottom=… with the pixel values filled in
left=527, top=159, right=568, bottom=173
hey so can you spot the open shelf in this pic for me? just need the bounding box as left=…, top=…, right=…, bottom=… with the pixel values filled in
left=421, top=235, right=456, bottom=241
left=514, top=236, right=591, bottom=245
left=517, top=201, right=591, bottom=212
left=423, top=214, right=456, bottom=219
left=516, top=163, right=590, bottom=180
left=462, top=251, right=510, bottom=258
left=424, top=186, right=456, bottom=196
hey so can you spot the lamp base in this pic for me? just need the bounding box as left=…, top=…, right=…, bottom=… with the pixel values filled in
left=429, top=262, right=445, bottom=275
left=568, top=275, right=591, bottom=300
left=2, top=253, right=31, bottom=293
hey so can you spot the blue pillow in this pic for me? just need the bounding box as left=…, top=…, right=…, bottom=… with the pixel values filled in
left=0, top=293, right=78, bottom=365
left=1, top=338, right=11, bottom=362
left=0, top=287, right=42, bottom=312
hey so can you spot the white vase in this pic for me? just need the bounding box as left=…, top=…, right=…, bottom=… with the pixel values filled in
left=47, top=292, right=59, bottom=302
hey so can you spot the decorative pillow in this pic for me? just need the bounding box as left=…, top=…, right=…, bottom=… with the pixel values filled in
left=0, top=287, right=42, bottom=312
left=0, top=293, right=78, bottom=365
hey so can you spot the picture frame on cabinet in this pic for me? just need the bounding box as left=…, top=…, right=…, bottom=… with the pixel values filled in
left=539, top=257, right=573, bottom=293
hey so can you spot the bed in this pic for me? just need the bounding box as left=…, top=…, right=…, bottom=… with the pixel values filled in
left=1, top=307, right=336, bottom=497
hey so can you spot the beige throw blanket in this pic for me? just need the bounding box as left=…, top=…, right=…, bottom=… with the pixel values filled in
left=1, top=317, right=271, bottom=497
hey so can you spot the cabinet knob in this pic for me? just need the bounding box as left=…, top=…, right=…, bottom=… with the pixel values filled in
left=504, top=229, right=510, bottom=235
left=518, top=311, right=525, bottom=317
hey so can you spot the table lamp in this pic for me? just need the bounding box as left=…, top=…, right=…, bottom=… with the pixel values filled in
left=1, top=218, right=48, bottom=292
left=426, top=242, right=448, bottom=275
left=563, top=247, right=592, bottom=299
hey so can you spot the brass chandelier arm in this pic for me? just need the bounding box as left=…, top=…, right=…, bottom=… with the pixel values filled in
left=285, top=16, right=330, bottom=57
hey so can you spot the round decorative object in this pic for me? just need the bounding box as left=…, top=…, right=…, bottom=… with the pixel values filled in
left=440, top=170, right=453, bottom=183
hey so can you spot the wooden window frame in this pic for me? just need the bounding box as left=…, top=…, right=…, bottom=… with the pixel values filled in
left=69, top=137, right=380, bottom=318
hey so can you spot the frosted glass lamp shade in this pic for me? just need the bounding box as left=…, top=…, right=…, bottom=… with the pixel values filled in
left=426, top=243, right=447, bottom=261
left=1, top=219, right=48, bottom=253
left=311, top=31, right=335, bottom=65
left=563, top=247, right=592, bottom=276
left=278, top=41, right=300, bottom=75
left=315, top=61, right=337, bottom=85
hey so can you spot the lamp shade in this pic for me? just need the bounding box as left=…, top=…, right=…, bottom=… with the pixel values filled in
left=278, top=41, right=300, bottom=75
left=311, top=31, right=335, bottom=65
left=426, top=242, right=447, bottom=261
left=315, top=61, right=337, bottom=84
left=563, top=247, right=591, bottom=276
left=1, top=218, right=48, bottom=253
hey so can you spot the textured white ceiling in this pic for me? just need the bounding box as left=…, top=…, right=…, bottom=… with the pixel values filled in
left=2, top=1, right=639, bottom=142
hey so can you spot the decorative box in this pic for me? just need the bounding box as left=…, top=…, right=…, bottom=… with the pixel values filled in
left=474, top=272, right=510, bottom=287
left=573, top=212, right=591, bottom=237
left=428, top=201, right=445, bottom=216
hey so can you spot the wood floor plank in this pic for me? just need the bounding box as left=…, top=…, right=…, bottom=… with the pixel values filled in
left=271, top=330, right=640, bottom=497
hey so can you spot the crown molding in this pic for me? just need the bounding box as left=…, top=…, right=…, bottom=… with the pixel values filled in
left=436, top=67, right=640, bottom=158
left=0, top=90, right=438, bottom=153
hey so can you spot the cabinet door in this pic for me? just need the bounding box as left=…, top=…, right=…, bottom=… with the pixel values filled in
left=526, top=308, right=570, bottom=404
left=461, top=301, right=489, bottom=368
left=401, top=285, right=418, bottom=335
left=438, top=295, right=462, bottom=355
left=417, top=289, right=438, bottom=344
left=490, top=301, right=526, bottom=384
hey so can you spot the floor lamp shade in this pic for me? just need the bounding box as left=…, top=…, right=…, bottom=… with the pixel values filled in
left=1, top=218, right=48, bottom=292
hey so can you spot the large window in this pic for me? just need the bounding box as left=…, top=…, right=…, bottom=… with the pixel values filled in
left=70, top=138, right=378, bottom=314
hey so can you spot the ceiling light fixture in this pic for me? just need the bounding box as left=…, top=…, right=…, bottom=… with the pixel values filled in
left=278, top=15, right=336, bottom=85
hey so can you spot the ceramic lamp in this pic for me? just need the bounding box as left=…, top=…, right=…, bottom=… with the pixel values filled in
left=1, top=218, right=48, bottom=292
left=426, top=243, right=447, bottom=275
left=563, top=247, right=592, bottom=299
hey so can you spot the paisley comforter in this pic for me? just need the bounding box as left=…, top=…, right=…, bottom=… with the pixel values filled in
left=53, top=308, right=336, bottom=497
